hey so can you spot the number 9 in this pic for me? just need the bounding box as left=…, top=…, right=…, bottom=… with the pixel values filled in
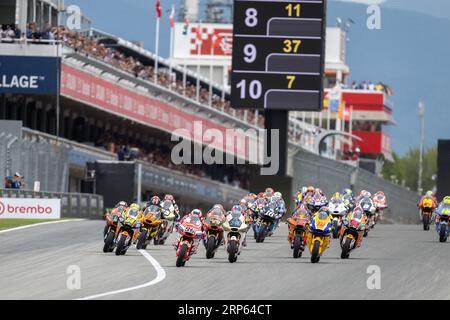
left=243, top=44, right=256, bottom=63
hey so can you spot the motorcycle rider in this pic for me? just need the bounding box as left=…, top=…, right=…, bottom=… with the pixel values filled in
left=203, top=205, right=227, bottom=245
left=162, top=194, right=180, bottom=221
left=226, top=205, right=249, bottom=247
left=268, top=192, right=286, bottom=236
left=418, top=191, right=438, bottom=211
left=175, top=209, right=205, bottom=255
left=435, top=196, right=450, bottom=226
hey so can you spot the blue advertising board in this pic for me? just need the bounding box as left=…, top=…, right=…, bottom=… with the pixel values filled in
left=0, top=56, right=60, bottom=95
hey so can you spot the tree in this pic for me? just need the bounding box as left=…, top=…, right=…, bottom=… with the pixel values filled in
left=382, top=147, right=437, bottom=192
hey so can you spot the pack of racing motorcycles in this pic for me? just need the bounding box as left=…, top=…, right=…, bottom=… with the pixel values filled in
left=101, top=187, right=450, bottom=266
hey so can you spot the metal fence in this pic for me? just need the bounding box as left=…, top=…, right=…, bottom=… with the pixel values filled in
left=0, top=189, right=104, bottom=219
left=292, top=150, right=420, bottom=224
left=0, top=132, right=71, bottom=192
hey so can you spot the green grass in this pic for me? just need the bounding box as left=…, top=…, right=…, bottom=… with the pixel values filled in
left=0, top=219, right=60, bottom=231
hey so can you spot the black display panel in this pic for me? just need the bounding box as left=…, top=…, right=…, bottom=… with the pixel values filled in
left=231, top=0, right=327, bottom=110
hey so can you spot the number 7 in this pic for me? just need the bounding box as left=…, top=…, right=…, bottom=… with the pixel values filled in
left=286, top=75, right=296, bottom=89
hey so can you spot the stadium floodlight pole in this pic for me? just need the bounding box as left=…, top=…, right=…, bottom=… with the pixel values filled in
left=168, top=5, right=175, bottom=90
left=208, top=36, right=216, bottom=107
left=154, top=0, right=161, bottom=84
left=418, top=101, right=425, bottom=195
left=195, top=22, right=202, bottom=102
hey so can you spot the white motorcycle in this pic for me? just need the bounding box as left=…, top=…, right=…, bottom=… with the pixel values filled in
left=328, top=199, right=348, bottom=239
left=223, top=210, right=248, bottom=263
left=154, top=200, right=177, bottom=245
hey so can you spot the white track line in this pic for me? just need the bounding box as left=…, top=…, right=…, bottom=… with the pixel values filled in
left=0, top=219, right=86, bottom=234
left=76, top=249, right=166, bottom=300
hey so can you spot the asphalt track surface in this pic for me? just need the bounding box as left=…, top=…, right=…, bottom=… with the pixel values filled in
left=1, top=220, right=449, bottom=300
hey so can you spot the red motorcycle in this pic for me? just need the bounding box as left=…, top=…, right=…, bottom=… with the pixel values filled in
left=373, top=191, right=388, bottom=225
left=174, top=215, right=204, bottom=267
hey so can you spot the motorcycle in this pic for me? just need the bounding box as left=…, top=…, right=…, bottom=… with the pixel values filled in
left=223, top=211, right=248, bottom=263
left=115, top=208, right=142, bottom=256
left=328, top=199, right=347, bottom=239
left=255, top=203, right=278, bottom=243
left=252, top=198, right=266, bottom=239
left=421, top=197, right=435, bottom=231
left=373, top=192, right=388, bottom=226
left=287, top=210, right=310, bottom=259
left=359, top=200, right=375, bottom=237
left=340, top=209, right=367, bottom=259
left=306, top=210, right=332, bottom=263
left=203, top=213, right=225, bottom=259
left=175, top=216, right=203, bottom=267
left=436, top=208, right=450, bottom=243
left=136, top=205, right=163, bottom=250
left=154, top=200, right=177, bottom=245
left=103, top=207, right=122, bottom=253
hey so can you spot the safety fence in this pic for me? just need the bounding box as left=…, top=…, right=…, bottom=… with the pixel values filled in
left=0, top=131, right=71, bottom=193
left=0, top=189, right=104, bottom=219
left=292, top=150, right=420, bottom=224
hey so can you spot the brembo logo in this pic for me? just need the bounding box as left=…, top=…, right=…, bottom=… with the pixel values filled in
left=0, top=200, right=53, bottom=215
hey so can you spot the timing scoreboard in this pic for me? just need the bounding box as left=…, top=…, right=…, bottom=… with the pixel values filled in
left=231, top=0, right=326, bottom=111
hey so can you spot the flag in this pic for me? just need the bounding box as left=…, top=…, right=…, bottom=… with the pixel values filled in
left=182, top=16, right=189, bottom=35
left=195, top=24, right=203, bottom=45
left=155, top=0, right=161, bottom=18
left=169, top=5, right=175, bottom=28
left=211, top=34, right=221, bottom=48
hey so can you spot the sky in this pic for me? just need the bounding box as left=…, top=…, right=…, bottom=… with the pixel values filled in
left=64, top=0, right=450, bottom=155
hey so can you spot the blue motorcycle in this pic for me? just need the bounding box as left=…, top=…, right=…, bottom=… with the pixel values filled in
left=255, top=203, right=279, bottom=243
left=436, top=212, right=449, bottom=243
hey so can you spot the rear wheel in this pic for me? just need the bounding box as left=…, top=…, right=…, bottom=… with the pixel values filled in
left=176, top=244, right=188, bottom=267
left=206, top=237, right=216, bottom=259
left=228, top=241, right=238, bottom=263
left=439, top=224, right=447, bottom=243
left=311, top=240, right=321, bottom=263
left=115, top=234, right=126, bottom=256
left=136, top=230, right=148, bottom=250
left=292, top=235, right=303, bottom=259
left=103, top=231, right=115, bottom=253
left=341, top=237, right=352, bottom=259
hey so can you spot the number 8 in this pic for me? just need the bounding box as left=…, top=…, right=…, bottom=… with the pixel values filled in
left=245, top=8, right=258, bottom=27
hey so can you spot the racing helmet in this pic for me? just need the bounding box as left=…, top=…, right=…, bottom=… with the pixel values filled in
left=129, top=203, right=140, bottom=211
left=443, top=196, right=450, bottom=204
left=231, top=205, right=243, bottom=215
left=213, top=204, right=224, bottom=211
left=164, top=194, right=174, bottom=202
left=190, top=209, right=203, bottom=218
left=150, top=196, right=161, bottom=205
left=115, top=201, right=128, bottom=208
left=265, top=188, right=274, bottom=196
left=426, top=190, right=434, bottom=197
left=258, top=192, right=265, bottom=198
left=240, top=199, right=247, bottom=207
left=274, top=192, right=282, bottom=199
left=306, top=186, right=315, bottom=193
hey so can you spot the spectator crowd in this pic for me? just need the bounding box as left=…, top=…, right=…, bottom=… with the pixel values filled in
left=348, top=80, right=393, bottom=96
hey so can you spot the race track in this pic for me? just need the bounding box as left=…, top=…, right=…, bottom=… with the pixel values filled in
left=1, top=220, right=449, bottom=300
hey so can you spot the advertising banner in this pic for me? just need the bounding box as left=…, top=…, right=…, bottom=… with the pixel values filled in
left=0, top=198, right=61, bottom=219
left=0, top=56, right=60, bottom=95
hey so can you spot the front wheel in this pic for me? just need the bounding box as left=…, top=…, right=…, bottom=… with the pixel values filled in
left=228, top=241, right=238, bottom=263
left=310, top=240, right=321, bottom=263
left=341, top=237, right=352, bottom=259
left=423, top=215, right=430, bottom=231
left=103, top=231, right=115, bottom=253
left=439, top=224, right=448, bottom=243
left=176, top=244, right=188, bottom=267
left=136, top=230, right=148, bottom=250
left=115, top=234, right=127, bottom=256
left=256, top=226, right=266, bottom=243
left=206, top=236, right=216, bottom=259
left=292, top=235, right=303, bottom=259
left=332, top=221, right=340, bottom=239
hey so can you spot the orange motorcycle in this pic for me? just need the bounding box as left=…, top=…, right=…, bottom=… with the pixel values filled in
left=287, top=209, right=310, bottom=259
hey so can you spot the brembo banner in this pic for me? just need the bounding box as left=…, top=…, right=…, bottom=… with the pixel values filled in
left=0, top=198, right=61, bottom=219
